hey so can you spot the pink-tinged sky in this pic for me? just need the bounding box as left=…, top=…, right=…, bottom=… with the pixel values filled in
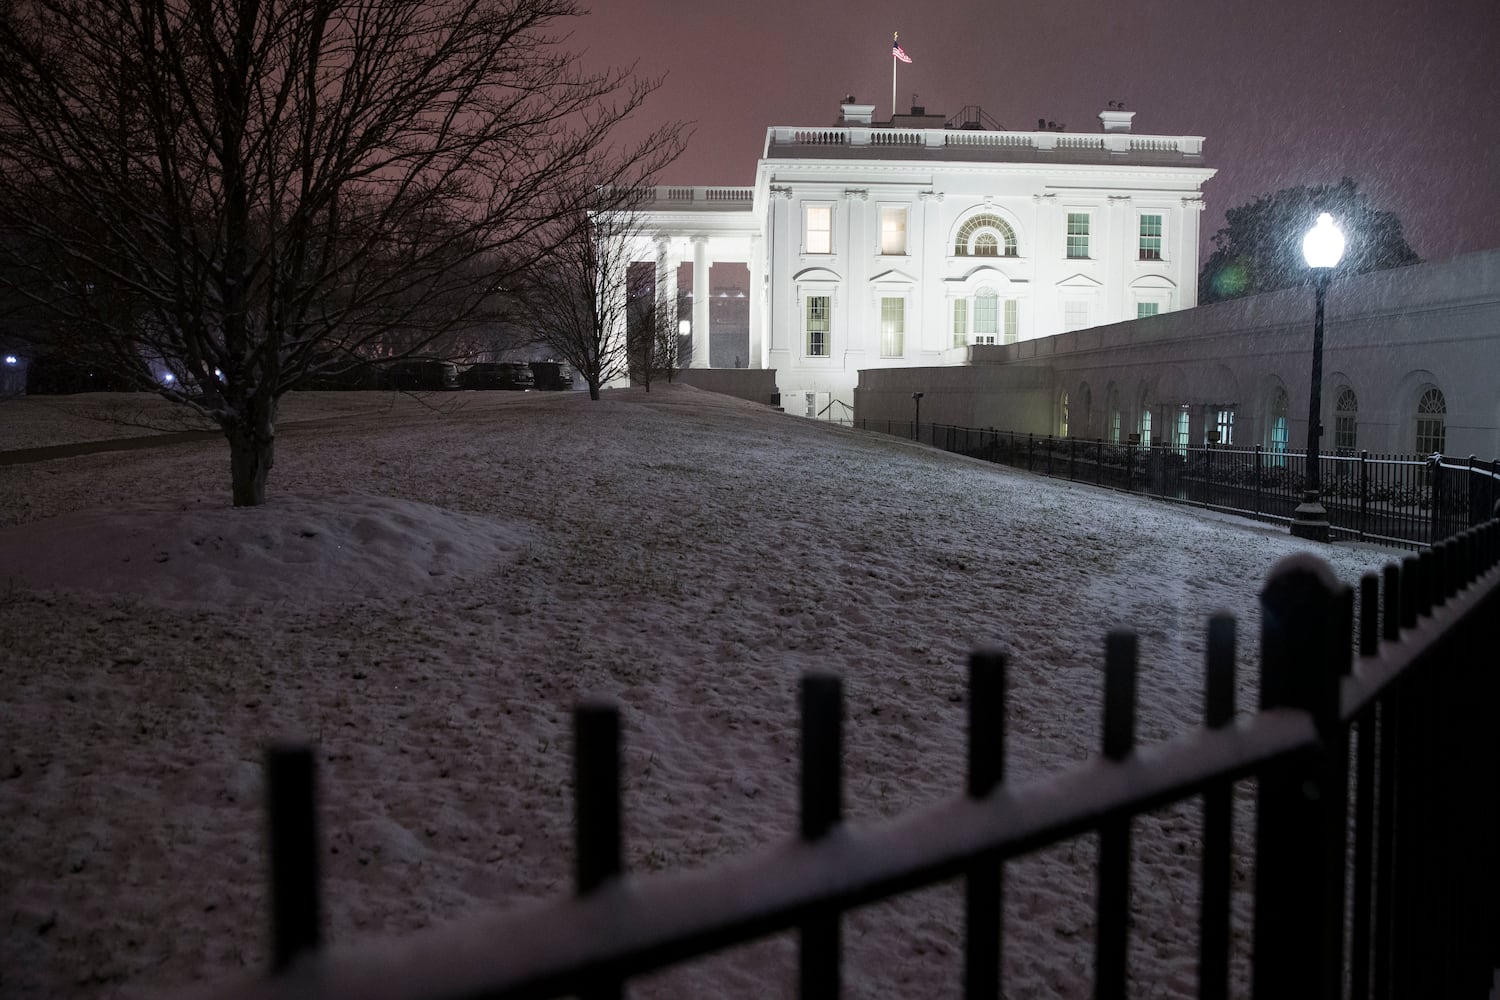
left=571, top=0, right=1499, bottom=264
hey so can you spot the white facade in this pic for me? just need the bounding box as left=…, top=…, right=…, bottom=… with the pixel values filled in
left=626, top=103, right=1215, bottom=413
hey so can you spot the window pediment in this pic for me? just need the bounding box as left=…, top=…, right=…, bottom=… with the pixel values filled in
left=868, top=268, right=918, bottom=285
left=793, top=266, right=842, bottom=284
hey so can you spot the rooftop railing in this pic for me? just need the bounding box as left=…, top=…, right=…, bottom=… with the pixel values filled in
left=765, top=126, right=1206, bottom=157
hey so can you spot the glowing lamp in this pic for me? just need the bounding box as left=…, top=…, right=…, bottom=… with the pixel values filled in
left=677, top=319, right=690, bottom=337
left=1302, top=213, right=1345, bottom=269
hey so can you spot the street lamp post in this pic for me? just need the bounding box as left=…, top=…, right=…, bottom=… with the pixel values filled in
left=912, top=392, right=924, bottom=442
left=1290, top=213, right=1345, bottom=542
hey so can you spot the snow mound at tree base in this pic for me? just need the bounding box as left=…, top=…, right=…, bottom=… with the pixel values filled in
left=0, top=493, right=528, bottom=608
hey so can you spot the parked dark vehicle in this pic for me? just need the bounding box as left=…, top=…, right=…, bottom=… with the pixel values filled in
left=295, top=360, right=380, bottom=390
left=529, top=360, right=574, bottom=391
left=381, top=359, right=460, bottom=391
left=459, top=361, right=534, bottom=390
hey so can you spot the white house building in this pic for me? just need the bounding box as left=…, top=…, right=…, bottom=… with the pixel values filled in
left=626, top=100, right=1216, bottom=417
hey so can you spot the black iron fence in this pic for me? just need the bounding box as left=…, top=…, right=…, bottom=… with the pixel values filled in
left=856, top=419, right=1500, bottom=551
left=190, top=521, right=1500, bottom=1000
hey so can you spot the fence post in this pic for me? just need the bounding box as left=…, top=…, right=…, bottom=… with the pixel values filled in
left=575, top=701, right=623, bottom=1000
left=965, top=650, right=1008, bottom=1000
left=800, top=673, right=843, bottom=997
left=1359, top=450, right=1369, bottom=540
left=1096, top=631, right=1137, bottom=1000
left=1096, top=439, right=1104, bottom=487
left=1252, top=556, right=1350, bottom=1000
left=1254, top=445, right=1262, bottom=517
left=267, top=745, right=322, bottom=973
left=1125, top=443, right=1135, bottom=493
left=1027, top=433, right=1034, bottom=473
left=1199, top=614, right=1236, bottom=1000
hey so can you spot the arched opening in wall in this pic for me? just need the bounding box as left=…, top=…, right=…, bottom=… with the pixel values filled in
left=1059, top=390, right=1070, bottom=438
left=953, top=214, right=1020, bottom=258
left=1415, top=386, right=1447, bottom=455
left=1106, top=385, right=1122, bottom=445
left=1137, top=384, right=1154, bottom=449
left=1268, top=387, right=1290, bottom=465
left=1334, top=387, right=1358, bottom=456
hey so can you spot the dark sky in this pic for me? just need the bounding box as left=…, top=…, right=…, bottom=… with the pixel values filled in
left=571, top=0, right=1499, bottom=264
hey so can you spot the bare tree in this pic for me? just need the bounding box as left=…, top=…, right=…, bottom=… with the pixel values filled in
left=0, top=0, right=683, bottom=504
left=514, top=189, right=673, bottom=401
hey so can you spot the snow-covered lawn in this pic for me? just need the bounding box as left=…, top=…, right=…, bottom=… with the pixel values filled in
left=0, top=386, right=1400, bottom=998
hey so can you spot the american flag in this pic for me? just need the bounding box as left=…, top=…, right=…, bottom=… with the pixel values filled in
left=893, top=38, right=912, bottom=63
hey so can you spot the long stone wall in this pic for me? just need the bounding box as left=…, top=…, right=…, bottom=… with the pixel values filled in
left=854, top=248, right=1500, bottom=458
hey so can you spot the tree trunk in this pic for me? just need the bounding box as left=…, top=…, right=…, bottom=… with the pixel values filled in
left=225, top=397, right=278, bottom=506
left=588, top=380, right=600, bottom=401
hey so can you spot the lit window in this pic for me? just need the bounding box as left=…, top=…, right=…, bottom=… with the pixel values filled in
left=1269, top=388, right=1289, bottom=462
left=1064, top=300, right=1089, bottom=331
left=804, top=205, right=832, bottom=254
left=879, top=297, right=905, bottom=357
left=1059, top=391, right=1069, bottom=437
left=974, top=289, right=998, bottom=344
left=806, top=295, right=830, bottom=356
left=1066, top=213, right=1090, bottom=259
left=1139, top=215, right=1163, bottom=260
left=1107, top=388, right=1121, bottom=445
left=1137, top=302, right=1160, bottom=319
left=1176, top=405, right=1190, bottom=456
left=952, top=299, right=968, bottom=348
left=880, top=207, right=907, bottom=255
left=1213, top=408, right=1235, bottom=446
left=1415, top=387, right=1446, bottom=454
left=1334, top=387, right=1358, bottom=455
left=1140, top=407, right=1152, bottom=448
left=1003, top=299, right=1018, bottom=344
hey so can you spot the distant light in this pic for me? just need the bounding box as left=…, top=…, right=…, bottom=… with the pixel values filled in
left=678, top=319, right=690, bottom=336
left=161, top=372, right=175, bottom=384
left=1302, top=213, right=1345, bottom=269
left=213, top=368, right=223, bottom=380
left=3, top=355, right=16, bottom=366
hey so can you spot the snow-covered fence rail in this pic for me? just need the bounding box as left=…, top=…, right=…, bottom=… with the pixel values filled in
left=192, top=524, right=1499, bottom=1000
left=861, top=419, right=1500, bottom=551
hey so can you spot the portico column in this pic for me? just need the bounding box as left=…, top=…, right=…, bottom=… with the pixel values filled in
left=748, top=232, right=765, bottom=369
left=692, top=235, right=710, bottom=368
left=654, top=236, right=676, bottom=359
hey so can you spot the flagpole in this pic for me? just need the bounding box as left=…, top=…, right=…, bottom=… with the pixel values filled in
left=891, top=32, right=898, bottom=122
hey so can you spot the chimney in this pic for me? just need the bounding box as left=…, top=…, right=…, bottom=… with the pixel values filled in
left=839, top=98, right=875, bottom=125
left=1099, top=108, right=1135, bottom=133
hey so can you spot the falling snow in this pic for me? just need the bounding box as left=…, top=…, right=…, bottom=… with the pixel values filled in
left=0, top=386, right=1398, bottom=998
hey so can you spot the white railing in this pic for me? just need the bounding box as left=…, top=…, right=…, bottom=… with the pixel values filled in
left=766, top=126, right=1205, bottom=158
left=638, top=186, right=756, bottom=210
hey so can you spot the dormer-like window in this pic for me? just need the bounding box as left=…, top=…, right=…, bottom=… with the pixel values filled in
left=954, top=214, right=1018, bottom=257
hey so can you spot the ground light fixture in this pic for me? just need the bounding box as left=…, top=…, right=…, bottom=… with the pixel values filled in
left=1289, top=212, right=1346, bottom=541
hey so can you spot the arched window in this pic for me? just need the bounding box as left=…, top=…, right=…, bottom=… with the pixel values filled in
left=1269, top=388, right=1289, bottom=457
left=954, top=214, right=1019, bottom=257
left=1334, top=387, right=1358, bottom=455
left=1106, top=387, right=1121, bottom=445
left=1059, top=391, right=1069, bottom=438
left=1415, top=387, right=1446, bottom=455
left=1139, top=406, right=1152, bottom=449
